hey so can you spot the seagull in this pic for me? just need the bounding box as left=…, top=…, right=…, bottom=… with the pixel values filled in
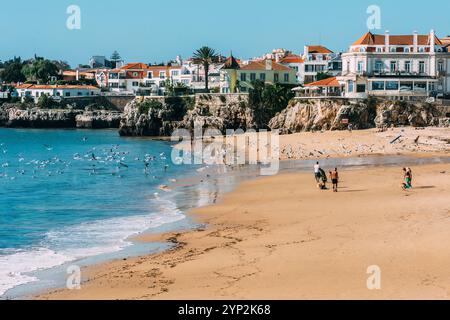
left=43, top=144, right=53, bottom=151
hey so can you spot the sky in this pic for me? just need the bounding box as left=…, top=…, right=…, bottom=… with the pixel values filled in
left=1, top=0, right=449, bottom=68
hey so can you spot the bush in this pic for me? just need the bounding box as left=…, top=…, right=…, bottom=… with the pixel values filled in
left=138, top=99, right=163, bottom=114
left=37, top=94, right=56, bottom=109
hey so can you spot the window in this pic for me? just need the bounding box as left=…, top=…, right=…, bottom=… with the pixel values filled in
left=419, top=61, right=425, bottom=74
left=356, top=84, right=366, bottom=93
left=390, top=47, right=397, bottom=52
left=404, top=48, right=410, bottom=53
left=375, top=61, right=383, bottom=72
left=284, top=73, right=289, bottom=82
left=260, top=73, right=266, bottom=81
left=400, top=82, right=413, bottom=91
left=274, top=73, right=279, bottom=82
left=56, top=92, right=61, bottom=96
left=250, top=73, right=256, bottom=81
left=65, top=92, right=70, bottom=97
left=419, top=47, right=425, bottom=52
left=132, top=81, right=139, bottom=87
left=171, top=70, right=179, bottom=77
left=405, top=61, right=411, bottom=73
left=240, top=73, right=247, bottom=82
left=414, top=82, right=427, bottom=92
left=390, top=61, right=398, bottom=72
left=376, top=47, right=382, bottom=52
left=77, top=92, right=82, bottom=96
left=357, top=61, right=364, bottom=73
left=147, top=72, right=153, bottom=79
left=133, top=72, right=138, bottom=77
left=386, top=81, right=399, bottom=90
left=371, top=81, right=385, bottom=91
left=429, top=82, right=436, bottom=91
left=348, top=80, right=354, bottom=93
left=159, top=72, right=165, bottom=79
left=438, top=61, right=444, bottom=72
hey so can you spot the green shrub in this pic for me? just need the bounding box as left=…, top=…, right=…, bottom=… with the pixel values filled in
left=138, top=99, right=163, bottom=114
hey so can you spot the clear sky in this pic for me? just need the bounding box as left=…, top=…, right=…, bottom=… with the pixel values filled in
left=1, top=0, right=449, bottom=67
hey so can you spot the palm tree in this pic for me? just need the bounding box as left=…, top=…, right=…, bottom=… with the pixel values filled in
left=192, top=46, right=218, bottom=92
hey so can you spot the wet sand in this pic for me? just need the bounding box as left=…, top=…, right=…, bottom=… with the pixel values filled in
left=36, top=162, right=450, bottom=300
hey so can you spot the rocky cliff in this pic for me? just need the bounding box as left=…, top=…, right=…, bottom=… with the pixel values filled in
left=119, top=94, right=255, bottom=136
left=269, top=98, right=449, bottom=134
left=0, top=103, right=121, bottom=129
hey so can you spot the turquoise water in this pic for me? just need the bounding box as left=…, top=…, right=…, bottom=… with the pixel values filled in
left=0, top=128, right=193, bottom=296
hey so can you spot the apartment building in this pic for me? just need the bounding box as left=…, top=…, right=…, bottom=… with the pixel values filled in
left=338, top=30, right=450, bottom=100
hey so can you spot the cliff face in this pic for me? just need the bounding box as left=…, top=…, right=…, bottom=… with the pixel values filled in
left=269, top=99, right=449, bottom=134
left=268, top=99, right=372, bottom=134
left=119, top=94, right=255, bottom=136
left=0, top=104, right=121, bottom=129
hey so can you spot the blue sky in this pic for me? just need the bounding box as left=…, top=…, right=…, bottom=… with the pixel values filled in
left=1, top=0, right=449, bottom=67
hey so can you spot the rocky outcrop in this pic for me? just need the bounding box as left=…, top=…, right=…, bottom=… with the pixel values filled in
left=75, top=111, right=122, bottom=129
left=374, top=101, right=443, bottom=127
left=269, top=98, right=449, bottom=134
left=0, top=104, right=121, bottom=129
left=268, top=99, right=372, bottom=134
left=119, top=94, right=255, bottom=136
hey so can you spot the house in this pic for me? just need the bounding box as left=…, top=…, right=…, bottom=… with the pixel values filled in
left=338, top=30, right=450, bottom=100
left=301, top=45, right=336, bottom=84
left=108, top=63, right=149, bottom=94
left=279, top=53, right=305, bottom=83
left=220, top=55, right=297, bottom=93
left=15, top=84, right=101, bottom=102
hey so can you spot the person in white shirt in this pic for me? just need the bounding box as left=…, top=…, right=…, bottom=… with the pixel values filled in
left=314, top=162, right=321, bottom=183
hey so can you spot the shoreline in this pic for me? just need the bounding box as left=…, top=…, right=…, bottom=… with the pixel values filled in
left=34, top=156, right=450, bottom=300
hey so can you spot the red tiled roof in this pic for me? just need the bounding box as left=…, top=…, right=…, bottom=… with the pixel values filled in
left=15, top=84, right=100, bottom=90
left=120, top=63, right=150, bottom=70
left=240, top=60, right=292, bottom=71
left=306, top=46, right=333, bottom=54
left=304, top=77, right=341, bottom=87
left=353, top=32, right=443, bottom=46
left=279, top=54, right=304, bottom=64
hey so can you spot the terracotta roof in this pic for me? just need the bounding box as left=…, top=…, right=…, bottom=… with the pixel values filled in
left=353, top=31, right=443, bottom=46
left=240, top=59, right=292, bottom=71
left=279, top=54, right=304, bottom=64
left=120, top=63, right=150, bottom=70
left=304, top=77, right=341, bottom=87
left=15, top=84, right=100, bottom=90
left=441, top=36, right=450, bottom=46
left=306, top=46, right=333, bottom=54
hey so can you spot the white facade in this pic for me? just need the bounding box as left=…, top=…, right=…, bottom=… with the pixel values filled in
left=15, top=85, right=101, bottom=102
left=339, top=30, right=450, bottom=99
left=301, top=46, right=336, bottom=84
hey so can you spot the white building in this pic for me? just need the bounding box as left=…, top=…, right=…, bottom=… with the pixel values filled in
left=15, top=84, right=101, bottom=102
left=301, top=45, right=336, bottom=84
left=338, top=30, right=450, bottom=100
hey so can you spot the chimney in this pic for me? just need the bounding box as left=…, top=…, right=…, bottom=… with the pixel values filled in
left=304, top=45, right=309, bottom=56
left=430, top=29, right=436, bottom=53
left=413, top=30, right=418, bottom=52
left=76, top=69, right=80, bottom=81
left=265, top=59, right=273, bottom=70
left=385, top=30, right=390, bottom=52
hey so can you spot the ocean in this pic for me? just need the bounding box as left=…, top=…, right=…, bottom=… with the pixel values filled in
left=0, top=128, right=197, bottom=297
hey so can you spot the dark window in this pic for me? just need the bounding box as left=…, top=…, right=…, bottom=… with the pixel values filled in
left=241, top=73, right=247, bottom=82
left=274, top=73, right=279, bottom=82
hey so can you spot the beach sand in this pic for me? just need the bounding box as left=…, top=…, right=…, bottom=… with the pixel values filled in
left=36, top=162, right=450, bottom=300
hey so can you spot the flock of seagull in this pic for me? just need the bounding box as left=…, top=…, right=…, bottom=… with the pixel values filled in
left=0, top=137, right=170, bottom=181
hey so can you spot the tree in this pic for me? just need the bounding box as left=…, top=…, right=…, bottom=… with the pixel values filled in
left=248, top=80, right=295, bottom=128
left=192, top=46, right=218, bottom=92
left=110, top=51, right=122, bottom=68
left=0, top=57, right=26, bottom=83
left=22, top=59, right=59, bottom=83
left=316, top=72, right=332, bottom=81
left=37, top=94, right=55, bottom=109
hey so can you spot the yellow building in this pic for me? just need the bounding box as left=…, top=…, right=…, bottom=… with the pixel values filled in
left=220, top=55, right=297, bottom=93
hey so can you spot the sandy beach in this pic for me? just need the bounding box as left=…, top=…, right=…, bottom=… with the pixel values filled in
left=36, top=158, right=450, bottom=300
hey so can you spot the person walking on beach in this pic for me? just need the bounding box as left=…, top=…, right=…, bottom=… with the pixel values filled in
left=314, top=162, right=321, bottom=183
left=402, top=168, right=412, bottom=191
left=329, top=168, right=339, bottom=192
